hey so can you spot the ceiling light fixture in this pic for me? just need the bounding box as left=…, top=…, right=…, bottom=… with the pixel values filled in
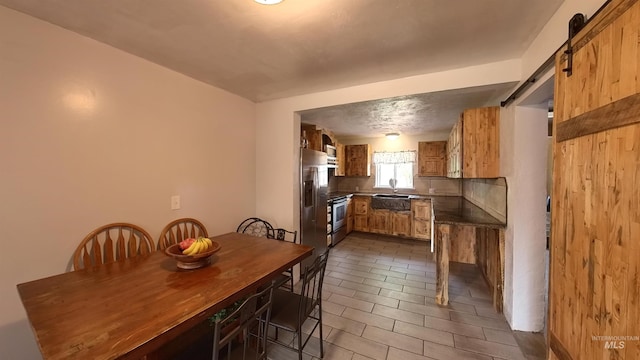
left=254, top=0, right=283, bottom=4
left=385, top=133, right=400, bottom=140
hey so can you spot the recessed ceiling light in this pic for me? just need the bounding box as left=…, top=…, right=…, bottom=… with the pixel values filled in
left=385, top=133, right=400, bottom=140
left=255, top=0, right=283, bottom=4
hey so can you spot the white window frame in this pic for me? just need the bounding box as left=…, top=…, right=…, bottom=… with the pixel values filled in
left=374, top=162, right=414, bottom=189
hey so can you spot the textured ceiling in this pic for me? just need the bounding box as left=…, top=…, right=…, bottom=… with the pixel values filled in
left=300, top=83, right=517, bottom=138
left=0, top=0, right=563, bottom=102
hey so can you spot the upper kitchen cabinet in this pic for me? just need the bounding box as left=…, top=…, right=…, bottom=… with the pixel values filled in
left=301, top=124, right=338, bottom=152
left=418, top=141, right=447, bottom=177
left=447, top=106, right=500, bottom=178
left=335, top=142, right=346, bottom=177
left=301, top=124, right=322, bottom=151
left=345, top=144, right=370, bottom=176
left=447, top=117, right=463, bottom=178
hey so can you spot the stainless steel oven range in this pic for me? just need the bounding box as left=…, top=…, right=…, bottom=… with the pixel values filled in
left=330, top=196, right=348, bottom=246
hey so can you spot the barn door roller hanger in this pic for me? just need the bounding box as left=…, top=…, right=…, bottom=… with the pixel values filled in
left=501, top=12, right=589, bottom=106
left=562, top=14, right=587, bottom=77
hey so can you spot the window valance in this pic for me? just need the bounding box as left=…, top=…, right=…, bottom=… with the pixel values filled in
left=372, top=151, right=416, bottom=164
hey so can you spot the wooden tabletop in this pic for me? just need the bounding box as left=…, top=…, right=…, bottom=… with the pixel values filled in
left=17, top=232, right=313, bottom=360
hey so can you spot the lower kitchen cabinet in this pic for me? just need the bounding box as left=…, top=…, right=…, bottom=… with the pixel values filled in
left=391, top=211, right=412, bottom=237
left=369, top=209, right=390, bottom=234
left=353, top=196, right=369, bottom=232
left=350, top=196, right=432, bottom=241
left=411, top=199, right=432, bottom=240
left=354, top=215, right=368, bottom=232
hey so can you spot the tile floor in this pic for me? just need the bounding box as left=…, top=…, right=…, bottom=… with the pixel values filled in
left=266, top=232, right=546, bottom=360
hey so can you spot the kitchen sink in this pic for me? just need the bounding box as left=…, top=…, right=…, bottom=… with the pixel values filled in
left=373, top=194, right=411, bottom=198
left=371, top=194, right=413, bottom=210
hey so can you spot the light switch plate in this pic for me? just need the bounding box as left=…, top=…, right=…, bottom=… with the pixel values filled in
left=171, top=195, right=181, bottom=210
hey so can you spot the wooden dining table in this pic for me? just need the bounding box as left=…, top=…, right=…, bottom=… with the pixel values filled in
left=17, top=232, right=313, bottom=360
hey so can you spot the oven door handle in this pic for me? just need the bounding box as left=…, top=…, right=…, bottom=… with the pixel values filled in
left=332, top=198, right=347, bottom=205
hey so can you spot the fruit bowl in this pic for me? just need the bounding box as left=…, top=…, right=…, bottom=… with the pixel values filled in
left=164, top=240, right=221, bottom=270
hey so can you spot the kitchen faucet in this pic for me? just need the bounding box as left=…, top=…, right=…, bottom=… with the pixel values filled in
left=389, top=178, right=398, bottom=193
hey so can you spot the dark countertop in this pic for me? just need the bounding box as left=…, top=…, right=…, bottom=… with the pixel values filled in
left=349, top=192, right=457, bottom=199
left=344, top=192, right=506, bottom=228
left=431, top=197, right=506, bottom=229
left=328, top=192, right=354, bottom=201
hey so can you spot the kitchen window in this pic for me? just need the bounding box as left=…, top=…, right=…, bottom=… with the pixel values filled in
left=373, top=151, right=415, bottom=189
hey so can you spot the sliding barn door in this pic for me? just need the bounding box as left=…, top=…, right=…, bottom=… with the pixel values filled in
left=550, top=0, right=640, bottom=359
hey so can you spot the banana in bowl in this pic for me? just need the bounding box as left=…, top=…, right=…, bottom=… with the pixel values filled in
left=165, top=237, right=221, bottom=269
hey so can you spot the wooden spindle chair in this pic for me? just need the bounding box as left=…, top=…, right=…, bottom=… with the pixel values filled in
left=73, top=223, right=153, bottom=270
left=157, top=217, right=208, bottom=250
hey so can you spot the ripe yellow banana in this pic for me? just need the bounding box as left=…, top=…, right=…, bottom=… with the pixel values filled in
left=202, top=237, right=213, bottom=248
left=183, top=240, right=200, bottom=255
left=194, top=240, right=204, bottom=255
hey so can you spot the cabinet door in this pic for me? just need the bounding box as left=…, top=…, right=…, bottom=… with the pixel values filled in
left=418, top=141, right=447, bottom=177
left=345, top=144, right=370, bottom=176
left=302, top=126, right=323, bottom=152
left=412, top=200, right=431, bottom=220
left=462, top=106, right=499, bottom=178
left=411, top=199, right=431, bottom=240
left=447, top=118, right=463, bottom=178
left=391, top=212, right=412, bottom=237
left=354, top=215, right=368, bottom=232
left=412, top=219, right=431, bottom=240
left=369, top=209, right=390, bottom=234
left=335, top=143, right=346, bottom=177
left=420, top=158, right=444, bottom=177
left=353, top=197, right=369, bottom=215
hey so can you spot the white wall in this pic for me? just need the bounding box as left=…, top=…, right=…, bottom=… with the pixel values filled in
left=521, top=0, right=610, bottom=77
left=0, top=7, right=256, bottom=359
left=500, top=101, right=549, bottom=331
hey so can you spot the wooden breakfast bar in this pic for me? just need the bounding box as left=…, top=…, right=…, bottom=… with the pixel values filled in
left=431, top=197, right=506, bottom=311
left=17, top=232, right=313, bottom=360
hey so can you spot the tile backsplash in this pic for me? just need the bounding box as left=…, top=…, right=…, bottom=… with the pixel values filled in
left=462, top=178, right=507, bottom=222
left=334, top=175, right=461, bottom=196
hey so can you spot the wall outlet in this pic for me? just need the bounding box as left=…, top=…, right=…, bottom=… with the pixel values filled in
left=171, top=195, right=181, bottom=210
left=355, top=186, right=360, bottom=192
left=429, top=188, right=436, bottom=194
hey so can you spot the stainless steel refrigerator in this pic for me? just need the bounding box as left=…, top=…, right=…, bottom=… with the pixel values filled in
left=300, top=148, right=329, bottom=269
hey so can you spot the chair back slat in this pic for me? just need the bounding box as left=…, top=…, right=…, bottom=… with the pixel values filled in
left=103, top=234, right=113, bottom=264
left=91, top=237, right=102, bottom=266
left=116, top=229, right=126, bottom=261
left=73, top=223, right=153, bottom=270
left=175, top=226, right=184, bottom=243
left=157, top=218, right=208, bottom=250
left=188, top=223, right=198, bottom=238
left=127, top=230, right=138, bottom=258
left=82, top=246, right=92, bottom=269
left=139, top=235, right=150, bottom=256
